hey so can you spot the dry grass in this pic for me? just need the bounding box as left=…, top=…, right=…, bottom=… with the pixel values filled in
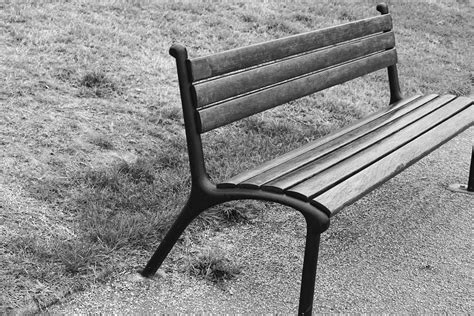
left=179, top=244, right=242, bottom=283
left=1, top=0, right=472, bottom=312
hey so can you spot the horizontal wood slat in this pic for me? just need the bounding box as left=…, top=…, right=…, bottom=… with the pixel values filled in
left=198, top=49, right=397, bottom=133
left=260, top=95, right=455, bottom=192
left=193, top=32, right=396, bottom=108
left=217, top=94, right=424, bottom=188
left=315, top=100, right=474, bottom=215
left=242, top=94, right=449, bottom=190
left=285, top=96, right=472, bottom=201
left=189, top=15, right=393, bottom=81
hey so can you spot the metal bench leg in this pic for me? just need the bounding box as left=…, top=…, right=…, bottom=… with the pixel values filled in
left=141, top=198, right=203, bottom=277
left=298, top=223, right=322, bottom=315
left=468, top=145, right=474, bottom=192
left=448, top=145, right=474, bottom=195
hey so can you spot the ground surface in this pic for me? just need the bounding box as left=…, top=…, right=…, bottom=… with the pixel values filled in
left=46, top=128, right=473, bottom=313
left=2, top=1, right=472, bottom=313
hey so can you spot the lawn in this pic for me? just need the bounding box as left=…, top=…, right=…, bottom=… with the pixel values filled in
left=1, top=0, right=472, bottom=312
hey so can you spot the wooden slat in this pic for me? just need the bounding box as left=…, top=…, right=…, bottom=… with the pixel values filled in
left=245, top=94, right=452, bottom=190
left=315, top=101, right=474, bottom=215
left=189, top=15, right=393, bottom=81
left=285, top=97, right=472, bottom=200
left=217, top=94, right=424, bottom=188
left=194, top=32, right=396, bottom=108
left=198, top=49, right=397, bottom=133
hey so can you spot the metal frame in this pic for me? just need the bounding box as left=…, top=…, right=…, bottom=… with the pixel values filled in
left=141, top=42, right=330, bottom=314
left=142, top=4, right=404, bottom=314
left=376, top=3, right=403, bottom=104
left=469, top=146, right=474, bottom=192
left=448, top=145, right=474, bottom=195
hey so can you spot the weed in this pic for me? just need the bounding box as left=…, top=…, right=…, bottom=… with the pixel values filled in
left=240, top=12, right=258, bottom=23
left=221, top=207, right=249, bottom=223
left=199, top=201, right=258, bottom=228
left=161, top=106, right=182, bottom=122
left=293, top=13, right=312, bottom=25
left=88, top=133, right=114, bottom=150
left=183, top=246, right=241, bottom=283
left=78, top=71, right=119, bottom=98
left=339, top=11, right=358, bottom=21
left=266, top=19, right=301, bottom=35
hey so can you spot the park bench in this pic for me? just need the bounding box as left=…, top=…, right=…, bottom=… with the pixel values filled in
left=141, top=3, right=473, bottom=314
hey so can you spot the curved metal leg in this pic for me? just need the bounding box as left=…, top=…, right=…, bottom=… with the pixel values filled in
left=448, top=145, right=474, bottom=195
left=298, top=220, right=322, bottom=315
left=141, top=195, right=210, bottom=277
left=141, top=181, right=329, bottom=315
left=469, top=145, right=474, bottom=192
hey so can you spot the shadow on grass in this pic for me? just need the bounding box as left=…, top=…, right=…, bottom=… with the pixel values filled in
left=20, top=148, right=257, bottom=298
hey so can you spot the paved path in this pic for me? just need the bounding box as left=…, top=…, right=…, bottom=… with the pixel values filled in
left=46, top=128, right=473, bottom=314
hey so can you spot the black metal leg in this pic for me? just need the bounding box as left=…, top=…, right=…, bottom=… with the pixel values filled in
left=298, top=224, right=321, bottom=315
left=467, top=145, right=473, bottom=192
left=448, top=145, right=474, bottom=195
left=141, top=199, right=200, bottom=277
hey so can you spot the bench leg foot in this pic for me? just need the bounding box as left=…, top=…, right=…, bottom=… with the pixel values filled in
left=298, top=225, right=321, bottom=315
left=448, top=184, right=474, bottom=195
left=141, top=199, right=203, bottom=277
left=468, top=145, right=474, bottom=192
left=448, top=145, right=474, bottom=195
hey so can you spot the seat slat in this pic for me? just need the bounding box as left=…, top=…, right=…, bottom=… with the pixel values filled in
left=245, top=94, right=452, bottom=190
left=314, top=102, right=474, bottom=215
left=285, top=96, right=472, bottom=200
left=189, top=15, right=392, bottom=81
left=198, top=49, right=397, bottom=133
left=218, top=94, right=423, bottom=188
left=193, top=32, right=395, bottom=108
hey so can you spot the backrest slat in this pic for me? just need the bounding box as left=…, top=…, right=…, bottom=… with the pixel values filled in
left=189, top=14, right=392, bottom=82
left=197, top=49, right=397, bottom=133
left=193, top=32, right=395, bottom=108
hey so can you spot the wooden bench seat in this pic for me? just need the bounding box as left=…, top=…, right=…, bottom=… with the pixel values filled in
left=141, top=3, right=473, bottom=314
left=219, top=94, right=473, bottom=215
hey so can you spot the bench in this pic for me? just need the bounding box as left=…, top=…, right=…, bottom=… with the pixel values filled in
left=141, top=3, right=474, bottom=314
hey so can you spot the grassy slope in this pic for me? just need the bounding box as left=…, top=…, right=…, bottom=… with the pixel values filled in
left=1, top=0, right=472, bottom=311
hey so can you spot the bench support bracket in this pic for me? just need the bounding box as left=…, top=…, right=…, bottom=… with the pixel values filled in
left=141, top=178, right=330, bottom=313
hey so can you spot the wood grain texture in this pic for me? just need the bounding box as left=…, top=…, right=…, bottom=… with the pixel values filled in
left=314, top=100, right=474, bottom=214
left=217, top=94, right=424, bottom=188
left=246, top=95, right=453, bottom=190
left=285, top=96, right=472, bottom=200
left=198, top=49, right=397, bottom=133
left=189, top=15, right=393, bottom=81
left=193, top=32, right=395, bottom=108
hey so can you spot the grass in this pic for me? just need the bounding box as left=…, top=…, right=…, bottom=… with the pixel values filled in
left=78, top=71, right=120, bottom=98
left=180, top=245, right=242, bottom=284
left=1, top=0, right=472, bottom=312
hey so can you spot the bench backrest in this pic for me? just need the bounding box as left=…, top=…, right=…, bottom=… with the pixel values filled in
left=169, top=4, right=402, bottom=182
left=190, top=14, right=396, bottom=133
